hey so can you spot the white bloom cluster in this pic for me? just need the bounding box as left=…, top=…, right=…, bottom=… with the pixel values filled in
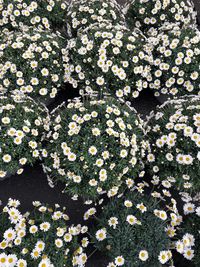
left=0, top=0, right=68, bottom=30
left=92, top=191, right=181, bottom=267
left=124, top=0, right=197, bottom=36
left=66, top=0, right=124, bottom=38
left=0, top=93, right=49, bottom=180
left=42, top=98, right=145, bottom=200
left=175, top=193, right=200, bottom=265
left=0, top=28, right=66, bottom=102
left=149, top=24, right=200, bottom=97
left=0, top=0, right=199, bottom=265
left=176, top=233, right=195, bottom=261
left=0, top=198, right=88, bottom=267
left=146, top=96, right=200, bottom=193
left=65, top=23, right=153, bottom=101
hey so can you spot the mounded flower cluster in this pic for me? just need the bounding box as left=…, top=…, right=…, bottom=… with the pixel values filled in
left=42, top=98, right=146, bottom=200
left=146, top=96, right=200, bottom=193
left=91, top=190, right=181, bottom=267
left=0, top=0, right=68, bottom=31
left=65, top=22, right=153, bottom=101
left=124, top=0, right=197, bottom=36
left=0, top=198, right=89, bottom=267
left=175, top=193, right=200, bottom=265
left=0, top=0, right=199, bottom=266
left=66, top=0, right=124, bottom=38
left=0, top=28, right=66, bottom=102
left=0, top=93, right=49, bottom=180
left=149, top=24, right=200, bottom=97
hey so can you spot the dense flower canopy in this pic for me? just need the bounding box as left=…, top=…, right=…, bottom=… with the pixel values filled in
left=124, top=0, right=197, bottom=36
left=149, top=24, right=200, bottom=98
left=175, top=193, right=200, bottom=265
left=65, top=22, right=153, bottom=101
left=0, top=0, right=68, bottom=30
left=66, top=0, right=125, bottom=38
left=0, top=93, right=49, bottom=180
left=0, top=0, right=199, bottom=266
left=0, top=28, right=66, bottom=102
left=146, top=95, right=200, bottom=193
left=0, top=198, right=89, bottom=266
left=43, top=98, right=146, bottom=200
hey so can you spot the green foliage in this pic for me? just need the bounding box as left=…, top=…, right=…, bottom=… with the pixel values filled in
left=91, top=191, right=172, bottom=267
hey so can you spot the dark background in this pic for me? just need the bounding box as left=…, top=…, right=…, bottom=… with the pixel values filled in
left=0, top=1, right=200, bottom=266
